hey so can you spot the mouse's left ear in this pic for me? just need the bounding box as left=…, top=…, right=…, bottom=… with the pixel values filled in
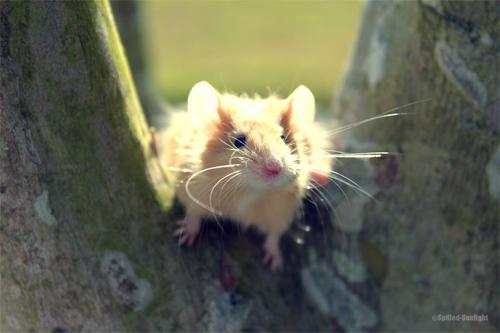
left=188, top=81, right=219, bottom=117
left=188, top=81, right=232, bottom=126
left=286, top=85, right=316, bottom=125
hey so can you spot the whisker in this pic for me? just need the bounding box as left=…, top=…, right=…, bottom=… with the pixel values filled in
left=326, top=148, right=401, bottom=156
left=329, top=171, right=375, bottom=200
left=220, top=170, right=244, bottom=193
left=307, top=180, right=340, bottom=223
left=295, top=164, right=375, bottom=200
left=209, top=170, right=242, bottom=215
left=323, top=175, right=350, bottom=206
left=229, top=155, right=249, bottom=165
left=309, top=152, right=393, bottom=159
left=185, top=163, right=242, bottom=215
left=209, top=170, right=242, bottom=231
left=218, top=137, right=236, bottom=151
left=379, top=98, right=432, bottom=115
left=327, top=99, right=431, bottom=136
left=327, top=113, right=407, bottom=136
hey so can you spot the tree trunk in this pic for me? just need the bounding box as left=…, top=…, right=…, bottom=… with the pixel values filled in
left=110, top=0, right=163, bottom=122
left=0, top=0, right=172, bottom=331
left=329, top=0, right=499, bottom=331
left=0, top=1, right=332, bottom=331
left=2, top=0, right=498, bottom=332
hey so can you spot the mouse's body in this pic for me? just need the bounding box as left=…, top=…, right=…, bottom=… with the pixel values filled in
left=154, top=82, right=332, bottom=269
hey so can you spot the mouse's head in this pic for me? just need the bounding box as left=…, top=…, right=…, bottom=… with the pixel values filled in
left=187, top=81, right=328, bottom=191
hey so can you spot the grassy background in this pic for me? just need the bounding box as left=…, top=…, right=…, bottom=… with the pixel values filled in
left=141, top=0, right=363, bottom=106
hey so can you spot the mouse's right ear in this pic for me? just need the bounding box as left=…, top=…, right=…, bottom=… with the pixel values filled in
left=285, top=85, right=316, bottom=127
left=187, top=81, right=222, bottom=120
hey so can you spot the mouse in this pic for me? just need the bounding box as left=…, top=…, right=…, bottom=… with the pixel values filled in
left=152, top=81, right=333, bottom=270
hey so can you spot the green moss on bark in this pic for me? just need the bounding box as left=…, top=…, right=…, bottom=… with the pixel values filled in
left=2, top=1, right=176, bottom=330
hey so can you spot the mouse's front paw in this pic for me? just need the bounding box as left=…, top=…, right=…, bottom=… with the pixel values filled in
left=174, top=216, right=201, bottom=246
left=262, top=235, right=283, bottom=270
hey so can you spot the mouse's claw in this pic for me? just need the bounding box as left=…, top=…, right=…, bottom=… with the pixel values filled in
left=174, top=216, right=201, bottom=246
left=262, top=235, right=283, bottom=270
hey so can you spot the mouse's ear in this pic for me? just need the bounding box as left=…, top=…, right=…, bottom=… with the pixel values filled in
left=188, top=81, right=220, bottom=118
left=286, top=85, right=316, bottom=125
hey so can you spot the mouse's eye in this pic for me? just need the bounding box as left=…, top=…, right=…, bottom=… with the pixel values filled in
left=280, top=134, right=287, bottom=142
left=234, top=134, right=247, bottom=149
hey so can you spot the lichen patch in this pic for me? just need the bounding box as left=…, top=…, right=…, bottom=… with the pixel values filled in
left=34, top=190, right=58, bottom=226
left=486, top=145, right=500, bottom=200
left=301, top=260, right=377, bottom=332
left=200, top=280, right=253, bottom=332
left=365, top=35, right=386, bottom=87
left=100, top=251, right=153, bottom=311
left=435, top=41, right=487, bottom=109
left=480, top=32, right=493, bottom=46
left=333, top=250, right=367, bottom=283
left=363, top=4, right=394, bottom=88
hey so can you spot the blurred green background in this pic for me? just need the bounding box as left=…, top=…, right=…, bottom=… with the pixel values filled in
left=140, top=0, right=364, bottom=106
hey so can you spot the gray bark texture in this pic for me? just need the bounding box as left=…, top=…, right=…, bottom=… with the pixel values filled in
left=0, top=0, right=498, bottom=332
left=329, top=0, right=499, bottom=331
left=0, top=0, right=174, bottom=331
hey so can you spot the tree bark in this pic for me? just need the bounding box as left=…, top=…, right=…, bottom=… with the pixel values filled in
left=0, top=1, right=172, bottom=331
left=110, top=0, right=163, bottom=122
left=329, top=0, right=499, bottom=331
left=2, top=0, right=498, bottom=332
left=0, top=1, right=332, bottom=331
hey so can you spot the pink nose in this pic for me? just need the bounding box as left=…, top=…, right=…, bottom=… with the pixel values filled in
left=262, top=160, right=282, bottom=178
